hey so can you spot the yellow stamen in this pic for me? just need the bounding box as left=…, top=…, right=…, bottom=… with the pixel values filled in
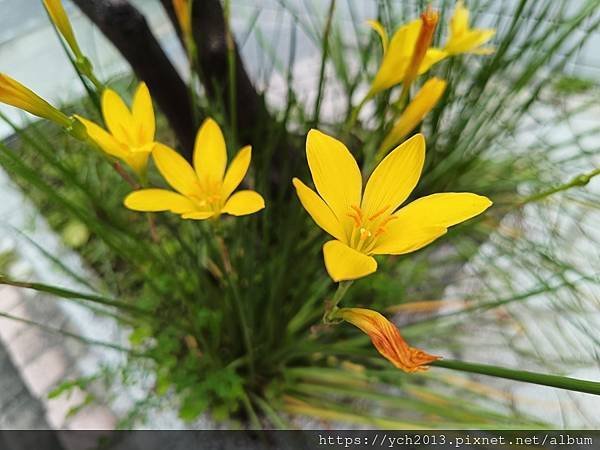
left=368, top=205, right=389, bottom=221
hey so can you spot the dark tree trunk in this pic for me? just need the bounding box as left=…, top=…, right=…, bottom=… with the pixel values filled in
left=160, top=0, right=270, bottom=147
left=71, top=0, right=196, bottom=161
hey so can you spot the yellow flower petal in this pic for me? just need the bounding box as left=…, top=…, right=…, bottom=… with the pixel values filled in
left=222, top=145, right=251, bottom=199
left=361, top=133, right=425, bottom=219
left=124, top=189, right=196, bottom=213
left=292, top=178, right=346, bottom=243
left=124, top=152, right=150, bottom=177
left=222, top=190, right=265, bottom=216
left=418, top=48, right=447, bottom=74
left=181, top=211, right=215, bottom=220
left=379, top=78, right=447, bottom=156
left=323, top=240, right=377, bottom=282
left=450, top=0, right=469, bottom=36
left=367, top=20, right=389, bottom=54
left=306, top=129, right=362, bottom=229
left=102, top=88, right=133, bottom=144
left=339, top=307, right=440, bottom=372
left=472, top=45, right=495, bottom=55
left=446, top=30, right=495, bottom=55
left=371, top=225, right=447, bottom=255
left=75, top=115, right=128, bottom=160
left=152, top=143, right=199, bottom=196
left=393, top=192, right=492, bottom=228
left=444, top=1, right=495, bottom=55
left=194, top=118, right=227, bottom=185
left=131, top=82, right=155, bottom=144
left=369, top=19, right=421, bottom=94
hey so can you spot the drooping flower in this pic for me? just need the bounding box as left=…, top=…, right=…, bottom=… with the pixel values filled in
left=444, top=1, right=495, bottom=55
left=125, top=118, right=265, bottom=220
left=338, top=307, right=439, bottom=372
left=293, top=130, right=492, bottom=282
left=378, top=78, right=447, bottom=157
left=76, top=83, right=156, bottom=175
left=0, top=73, right=71, bottom=127
left=43, top=0, right=84, bottom=60
left=368, top=16, right=446, bottom=96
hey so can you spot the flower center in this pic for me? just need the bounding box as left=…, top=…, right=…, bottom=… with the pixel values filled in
left=346, top=205, right=396, bottom=254
left=188, top=178, right=223, bottom=212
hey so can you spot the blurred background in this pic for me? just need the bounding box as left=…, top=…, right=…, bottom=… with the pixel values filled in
left=1, top=0, right=599, bottom=430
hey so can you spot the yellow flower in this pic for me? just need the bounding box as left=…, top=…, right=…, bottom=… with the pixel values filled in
left=368, top=18, right=446, bottom=96
left=172, top=0, right=192, bottom=40
left=293, top=130, right=492, bottom=282
left=75, top=83, right=156, bottom=175
left=0, top=73, right=71, bottom=127
left=125, top=118, right=265, bottom=220
left=339, top=308, right=439, bottom=372
left=444, top=1, right=495, bottom=55
left=378, top=78, right=447, bottom=158
left=43, top=0, right=83, bottom=59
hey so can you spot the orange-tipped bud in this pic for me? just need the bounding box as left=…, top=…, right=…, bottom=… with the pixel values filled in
left=404, top=7, right=439, bottom=89
left=339, top=307, right=440, bottom=372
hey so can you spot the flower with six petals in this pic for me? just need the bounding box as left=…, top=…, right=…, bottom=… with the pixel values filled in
left=293, top=130, right=492, bottom=282
left=76, top=83, right=156, bottom=176
left=444, top=1, right=495, bottom=55
left=125, top=118, right=265, bottom=220
left=339, top=307, right=439, bottom=372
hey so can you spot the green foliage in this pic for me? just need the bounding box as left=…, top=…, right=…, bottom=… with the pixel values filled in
left=553, top=76, right=597, bottom=95
left=1, top=0, right=600, bottom=429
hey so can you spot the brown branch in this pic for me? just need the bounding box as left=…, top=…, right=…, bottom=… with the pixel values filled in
left=160, top=0, right=269, bottom=145
left=71, top=0, right=196, bottom=161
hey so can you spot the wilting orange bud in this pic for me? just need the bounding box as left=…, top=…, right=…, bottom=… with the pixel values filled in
left=173, top=0, right=192, bottom=40
left=0, top=73, right=71, bottom=127
left=404, top=7, right=439, bottom=89
left=338, top=307, right=439, bottom=372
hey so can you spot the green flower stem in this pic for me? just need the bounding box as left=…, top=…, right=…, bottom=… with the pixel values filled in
left=323, top=281, right=353, bottom=323
left=0, top=311, right=144, bottom=356
left=208, top=223, right=255, bottom=380
left=517, top=167, right=600, bottom=206
left=185, top=40, right=202, bottom=127
left=0, top=275, right=149, bottom=316
left=75, top=56, right=104, bottom=92
left=312, top=0, right=337, bottom=127
left=240, top=390, right=262, bottom=429
left=344, top=94, right=370, bottom=136
left=432, top=359, right=600, bottom=395
left=223, top=0, right=237, bottom=142
left=250, top=394, right=290, bottom=429
left=394, top=82, right=411, bottom=111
